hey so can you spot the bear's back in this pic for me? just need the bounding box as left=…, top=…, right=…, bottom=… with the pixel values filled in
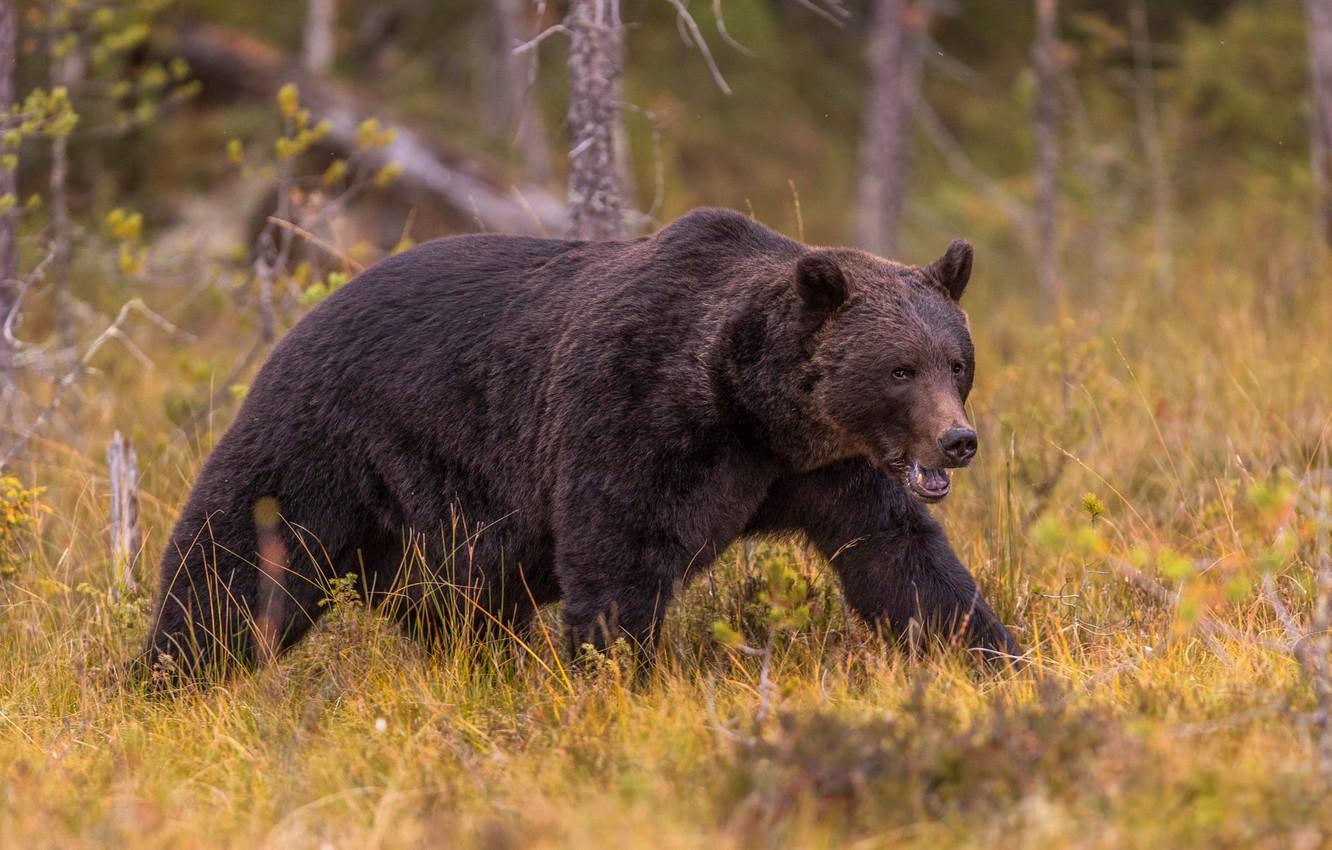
left=213, top=213, right=797, bottom=520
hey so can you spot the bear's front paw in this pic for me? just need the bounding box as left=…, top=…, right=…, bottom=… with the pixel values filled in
left=966, top=608, right=1025, bottom=669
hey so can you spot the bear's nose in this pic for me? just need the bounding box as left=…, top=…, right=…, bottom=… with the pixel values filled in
left=939, top=427, right=978, bottom=466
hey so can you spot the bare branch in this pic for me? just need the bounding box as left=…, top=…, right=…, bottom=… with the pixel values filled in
left=511, top=23, right=570, bottom=55
left=266, top=216, right=366, bottom=272
left=712, top=0, right=754, bottom=56
left=915, top=98, right=1036, bottom=246
left=2, top=248, right=57, bottom=351
left=920, top=33, right=988, bottom=90
left=0, top=300, right=186, bottom=469
left=619, top=102, right=666, bottom=223
left=1109, top=558, right=1287, bottom=656
left=792, top=0, right=851, bottom=27
left=664, top=0, right=732, bottom=95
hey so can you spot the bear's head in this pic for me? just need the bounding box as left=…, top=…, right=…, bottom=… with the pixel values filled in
left=797, top=240, right=978, bottom=503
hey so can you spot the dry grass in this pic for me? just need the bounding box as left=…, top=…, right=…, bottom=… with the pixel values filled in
left=1, top=202, right=1331, bottom=848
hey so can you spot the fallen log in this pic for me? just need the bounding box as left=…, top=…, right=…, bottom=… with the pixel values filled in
left=171, top=22, right=569, bottom=236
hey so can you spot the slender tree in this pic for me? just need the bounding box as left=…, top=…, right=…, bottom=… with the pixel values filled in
left=495, top=0, right=553, bottom=184
left=1032, top=0, right=1062, bottom=313
left=1129, top=1, right=1173, bottom=293
left=1306, top=0, right=1332, bottom=248
left=48, top=4, right=85, bottom=349
left=566, top=0, right=624, bottom=240
left=303, top=0, right=336, bottom=76
left=854, top=0, right=926, bottom=258
left=0, top=0, right=16, bottom=299
left=611, top=26, right=636, bottom=227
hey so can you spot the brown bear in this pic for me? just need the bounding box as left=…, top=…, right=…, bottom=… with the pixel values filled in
left=140, top=208, right=1021, bottom=681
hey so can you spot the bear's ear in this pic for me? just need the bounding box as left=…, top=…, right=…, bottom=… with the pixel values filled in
left=926, top=239, right=973, bottom=301
left=795, top=252, right=849, bottom=311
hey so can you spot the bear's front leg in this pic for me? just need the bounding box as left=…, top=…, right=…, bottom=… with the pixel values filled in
left=821, top=510, right=1022, bottom=663
left=556, top=536, right=677, bottom=666
left=752, top=459, right=1022, bottom=664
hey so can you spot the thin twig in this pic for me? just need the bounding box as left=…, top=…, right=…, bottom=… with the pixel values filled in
left=712, top=0, right=754, bottom=55
left=920, top=33, right=989, bottom=89
left=915, top=98, right=1036, bottom=247
left=663, top=0, right=732, bottom=95
left=2, top=248, right=56, bottom=351
left=266, top=216, right=366, bottom=272
left=792, top=0, right=850, bottom=27
left=618, top=102, right=666, bottom=223
left=511, top=23, right=570, bottom=55
left=1110, top=558, right=1286, bottom=657
left=0, top=300, right=184, bottom=469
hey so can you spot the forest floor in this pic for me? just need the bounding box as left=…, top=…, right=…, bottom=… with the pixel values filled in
left=2, top=211, right=1331, bottom=849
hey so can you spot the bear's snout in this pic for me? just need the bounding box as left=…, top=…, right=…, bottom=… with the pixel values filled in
left=937, top=427, right=978, bottom=467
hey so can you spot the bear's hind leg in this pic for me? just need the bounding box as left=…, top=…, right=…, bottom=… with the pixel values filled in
left=142, top=514, right=334, bottom=685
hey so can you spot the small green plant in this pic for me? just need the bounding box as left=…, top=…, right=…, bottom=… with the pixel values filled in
left=0, top=476, right=45, bottom=580
left=712, top=555, right=818, bottom=735
left=225, top=83, right=402, bottom=318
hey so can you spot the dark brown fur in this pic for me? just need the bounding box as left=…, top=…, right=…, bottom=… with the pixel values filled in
left=140, top=208, right=1021, bottom=681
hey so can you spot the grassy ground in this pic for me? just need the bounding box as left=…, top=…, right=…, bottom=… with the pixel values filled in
left=2, top=199, right=1331, bottom=848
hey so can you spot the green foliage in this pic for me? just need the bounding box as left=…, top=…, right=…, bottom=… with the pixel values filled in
left=105, top=207, right=147, bottom=275
left=220, top=83, right=402, bottom=326
left=0, top=85, right=79, bottom=200
left=298, top=271, right=347, bottom=307
left=1175, top=0, right=1310, bottom=173
left=0, top=477, right=44, bottom=580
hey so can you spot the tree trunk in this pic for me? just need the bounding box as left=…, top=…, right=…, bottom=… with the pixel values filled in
left=49, top=24, right=84, bottom=351
left=494, top=0, right=553, bottom=184
left=1032, top=0, right=1063, bottom=314
left=611, top=28, right=638, bottom=230
left=854, top=0, right=924, bottom=258
left=0, top=0, right=17, bottom=339
left=107, top=430, right=142, bottom=594
left=303, top=0, right=336, bottom=76
left=1306, top=0, right=1332, bottom=248
left=566, top=0, right=624, bottom=240
left=1129, top=1, right=1174, bottom=293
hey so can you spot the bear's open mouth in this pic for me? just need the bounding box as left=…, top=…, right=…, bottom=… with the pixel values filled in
left=904, top=462, right=951, bottom=503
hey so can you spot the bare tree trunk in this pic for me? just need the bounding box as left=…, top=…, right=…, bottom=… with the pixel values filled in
left=1032, top=0, right=1063, bottom=315
left=1130, top=1, right=1174, bottom=293
left=854, top=0, right=925, bottom=258
left=50, top=134, right=72, bottom=346
left=48, top=11, right=84, bottom=351
left=1059, top=72, right=1114, bottom=289
left=1306, top=0, right=1332, bottom=248
left=0, top=0, right=17, bottom=351
left=611, top=29, right=638, bottom=231
left=567, top=0, right=624, bottom=241
left=494, top=0, right=553, bottom=184
left=303, top=0, right=337, bottom=76
left=107, top=430, right=142, bottom=594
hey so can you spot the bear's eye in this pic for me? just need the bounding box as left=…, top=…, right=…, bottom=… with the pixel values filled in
left=891, top=367, right=914, bottom=381
left=951, top=362, right=965, bottom=377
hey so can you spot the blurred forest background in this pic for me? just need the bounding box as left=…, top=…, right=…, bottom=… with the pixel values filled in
left=3, top=1, right=1332, bottom=848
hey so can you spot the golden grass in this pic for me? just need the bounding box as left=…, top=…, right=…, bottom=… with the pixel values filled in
left=2, top=212, right=1331, bottom=848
